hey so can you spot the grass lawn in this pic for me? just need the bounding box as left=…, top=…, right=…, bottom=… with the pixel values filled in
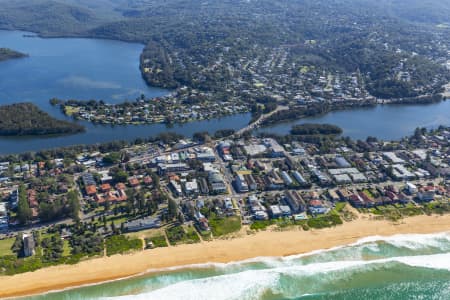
left=64, top=106, right=80, bottom=116
left=184, top=226, right=201, bottom=243
left=209, top=215, right=241, bottom=236
left=0, top=238, right=15, bottom=256
left=62, top=240, right=72, bottom=256
left=363, top=190, right=374, bottom=199
left=105, top=235, right=143, bottom=256
left=334, top=202, right=346, bottom=213
left=126, top=228, right=165, bottom=240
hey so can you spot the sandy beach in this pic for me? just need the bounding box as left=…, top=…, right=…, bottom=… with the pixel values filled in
left=1, top=214, right=450, bottom=299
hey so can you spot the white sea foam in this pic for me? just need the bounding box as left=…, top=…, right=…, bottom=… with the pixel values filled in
left=352, top=232, right=450, bottom=250
left=124, top=232, right=450, bottom=277
left=104, top=252, right=450, bottom=300
left=19, top=232, right=449, bottom=300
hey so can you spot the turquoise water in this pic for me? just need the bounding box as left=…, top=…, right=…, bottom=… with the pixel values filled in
left=19, top=232, right=450, bottom=300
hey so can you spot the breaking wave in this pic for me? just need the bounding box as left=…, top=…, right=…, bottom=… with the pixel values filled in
left=102, top=232, right=450, bottom=300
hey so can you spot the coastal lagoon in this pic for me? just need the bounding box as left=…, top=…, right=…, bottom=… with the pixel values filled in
left=1, top=29, right=450, bottom=154
left=257, top=100, right=450, bottom=141
left=0, top=30, right=251, bottom=154
left=22, top=232, right=450, bottom=300
left=0, top=30, right=168, bottom=105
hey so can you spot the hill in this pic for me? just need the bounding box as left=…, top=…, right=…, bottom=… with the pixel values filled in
left=0, top=0, right=106, bottom=36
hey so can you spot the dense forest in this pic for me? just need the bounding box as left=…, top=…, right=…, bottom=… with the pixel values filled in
left=0, top=48, right=27, bottom=62
left=0, top=103, right=85, bottom=136
left=290, top=124, right=343, bottom=136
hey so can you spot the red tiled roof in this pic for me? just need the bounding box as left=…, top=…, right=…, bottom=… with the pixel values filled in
left=309, top=199, right=323, bottom=207
left=85, top=185, right=97, bottom=195
left=100, top=183, right=111, bottom=192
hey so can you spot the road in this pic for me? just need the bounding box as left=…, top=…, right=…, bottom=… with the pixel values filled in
left=235, top=105, right=289, bottom=136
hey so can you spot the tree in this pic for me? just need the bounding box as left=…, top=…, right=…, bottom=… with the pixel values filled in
left=193, top=131, right=210, bottom=143
left=67, top=191, right=80, bottom=221
left=11, top=233, right=23, bottom=256
left=150, top=171, right=160, bottom=189
left=102, top=152, right=121, bottom=165
left=17, top=184, right=32, bottom=224
left=112, top=170, right=128, bottom=183
left=168, top=198, right=177, bottom=220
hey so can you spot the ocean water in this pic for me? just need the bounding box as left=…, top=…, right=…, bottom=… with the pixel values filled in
left=19, top=232, right=450, bottom=300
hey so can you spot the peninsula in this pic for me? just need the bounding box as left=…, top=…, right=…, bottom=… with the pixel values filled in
left=0, top=48, right=27, bottom=62
left=0, top=103, right=85, bottom=136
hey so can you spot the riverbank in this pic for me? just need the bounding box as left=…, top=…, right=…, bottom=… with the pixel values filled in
left=443, top=83, right=450, bottom=98
left=1, top=214, right=450, bottom=299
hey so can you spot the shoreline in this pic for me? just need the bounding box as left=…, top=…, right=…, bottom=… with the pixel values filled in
left=1, top=214, right=450, bottom=298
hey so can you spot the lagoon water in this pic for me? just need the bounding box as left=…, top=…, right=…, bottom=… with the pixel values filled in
left=1, top=29, right=450, bottom=153
left=2, top=31, right=450, bottom=300
left=21, top=232, right=450, bottom=300
left=0, top=30, right=251, bottom=154
left=256, top=100, right=450, bottom=141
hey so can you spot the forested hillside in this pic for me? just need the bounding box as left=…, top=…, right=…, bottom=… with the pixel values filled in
left=0, top=0, right=449, bottom=100
left=0, top=103, right=85, bottom=136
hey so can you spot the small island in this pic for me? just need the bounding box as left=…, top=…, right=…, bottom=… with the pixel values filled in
left=0, top=48, right=28, bottom=62
left=0, top=103, right=85, bottom=136
left=290, top=124, right=343, bottom=136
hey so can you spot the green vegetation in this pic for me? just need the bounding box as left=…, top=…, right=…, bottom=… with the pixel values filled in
left=0, top=48, right=27, bottom=62
left=145, top=235, right=168, bottom=248
left=307, top=214, right=343, bottom=229
left=0, top=0, right=104, bottom=37
left=250, top=220, right=275, bottom=231
left=165, top=225, right=200, bottom=245
left=0, top=230, right=88, bottom=275
left=41, top=234, right=64, bottom=263
left=334, top=202, right=347, bottom=213
left=0, top=238, right=15, bottom=256
left=0, top=255, right=43, bottom=275
left=185, top=227, right=201, bottom=243
left=209, top=215, right=241, bottom=236
left=214, top=129, right=236, bottom=139
left=1, top=0, right=448, bottom=105
left=290, top=124, right=343, bottom=136
left=105, top=235, right=142, bottom=256
left=261, top=104, right=333, bottom=127
left=102, top=152, right=121, bottom=165
left=423, top=202, right=450, bottom=215
left=0, top=103, right=85, bottom=136
left=70, top=231, right=103, bottom=257
left=17, top=183, right=31, bottom=225
left=363, top=202, right=450, bottom=221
